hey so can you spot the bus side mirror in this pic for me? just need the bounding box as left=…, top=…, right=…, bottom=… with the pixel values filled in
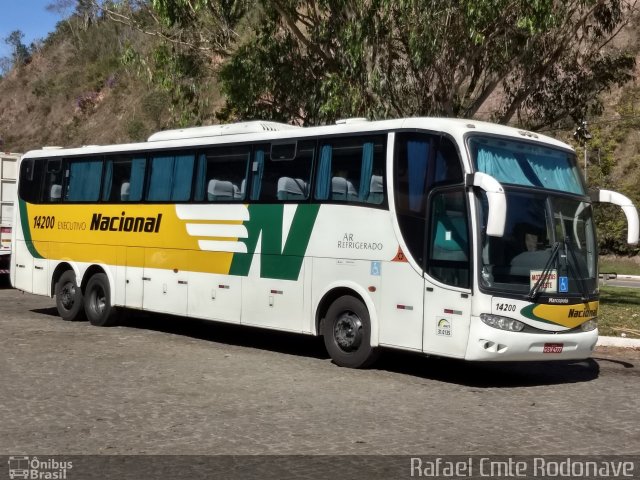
left=591, top=189, right=640, bottom=245
left=466, top=172, right=506, bottom=237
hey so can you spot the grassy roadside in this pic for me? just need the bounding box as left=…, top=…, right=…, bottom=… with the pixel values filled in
left=599, top=256, right=640, bottom=276
left=598, top=285, right=640, bottom=337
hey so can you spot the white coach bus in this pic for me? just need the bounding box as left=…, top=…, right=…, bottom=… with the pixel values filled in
left=10, top=118, right=640, bottom=367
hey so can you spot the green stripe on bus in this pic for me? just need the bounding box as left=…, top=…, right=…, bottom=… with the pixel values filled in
left=18, top=199, right=44, bottom=259
left=229, top=204, right=320, bottom=280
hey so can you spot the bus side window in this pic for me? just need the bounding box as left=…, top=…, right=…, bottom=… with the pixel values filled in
left=102, top=156, right=146, bottom=203
left=395, top=133, right=466, bottom=268
left=394, top=133, right=433, bottom=266
left=43, top=159, right=64, bottom=203
left=19, top=159, right=46, bottom=203
left=427, top=137, right=469, bottom=287
left=250, top=141, right=314, bottom=202
left=314, top=136, right=385, bottom=204
left=64, top=157, right=103, bottom=202
left=147, top=152, right=195, bottom=202
left=427, top=189, right=470, bottom=288
left=194, top=146, right=251, bottom=202
left=433, top=137, right=463, bottom=185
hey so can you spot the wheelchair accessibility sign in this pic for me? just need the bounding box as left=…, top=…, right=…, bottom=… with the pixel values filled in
left=370, top=261, right=381, bottom=276
left=559, top=276, right=569, bottom=293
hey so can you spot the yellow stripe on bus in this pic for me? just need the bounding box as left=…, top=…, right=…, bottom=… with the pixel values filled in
left=26, top=203, right=241, bottom=274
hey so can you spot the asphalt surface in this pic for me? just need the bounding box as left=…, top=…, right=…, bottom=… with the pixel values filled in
left=1, top=277, right=639, bottom=456
left=601, top=278, right=640, bottom=288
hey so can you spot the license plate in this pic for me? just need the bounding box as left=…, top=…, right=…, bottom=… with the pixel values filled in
left=543, top=343, right=564, bottom=353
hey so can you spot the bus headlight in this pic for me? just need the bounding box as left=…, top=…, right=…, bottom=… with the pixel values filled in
left=480, top=313, right=525, bottom=332
left=580, top=318, right=598, bottom=332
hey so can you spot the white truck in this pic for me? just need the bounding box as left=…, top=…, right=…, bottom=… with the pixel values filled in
left=0, top=153, right=19, bottom=274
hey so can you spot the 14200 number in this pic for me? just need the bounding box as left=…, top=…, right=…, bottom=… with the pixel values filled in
left=495, top=303, right=516, bottom=312
left=33, top=216, right=55, bottom=229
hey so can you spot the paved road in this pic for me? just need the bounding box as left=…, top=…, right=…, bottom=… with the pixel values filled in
left=601, top=278, right=640, bottom=288
left=1, top=279, right=639, bottom=456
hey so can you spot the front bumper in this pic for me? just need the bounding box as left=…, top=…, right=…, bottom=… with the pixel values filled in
left=465, top=316, right=598, bottom=361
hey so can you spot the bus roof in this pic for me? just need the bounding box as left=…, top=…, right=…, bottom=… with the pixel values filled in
left=22, top=117, right=572, bottom=158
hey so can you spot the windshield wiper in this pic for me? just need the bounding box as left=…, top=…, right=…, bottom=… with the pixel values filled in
left=527, top=241, right=561, bottom=301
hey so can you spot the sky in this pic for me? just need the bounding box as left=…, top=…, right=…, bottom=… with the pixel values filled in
left=0, top=0, right=67, bottom=59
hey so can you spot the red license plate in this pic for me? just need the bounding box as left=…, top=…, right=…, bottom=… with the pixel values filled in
left=543, top=343, right=564, bottom=353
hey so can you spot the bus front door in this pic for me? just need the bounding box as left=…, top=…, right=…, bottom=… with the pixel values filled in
left=422, top=279, right=471, bottom=358
left=422, top=189, right=472, bottom=358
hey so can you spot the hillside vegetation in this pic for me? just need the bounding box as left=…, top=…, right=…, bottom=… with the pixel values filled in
left=0, top=2, right=639, bottom=258
left=0, top=10, right=215, bottom=149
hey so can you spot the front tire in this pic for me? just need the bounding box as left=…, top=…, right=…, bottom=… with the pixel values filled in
left=55, top=270, right=85, bottom=321
left=84, top=273, right=118, bottom=327
left=323, top=295, right=379, bottom=368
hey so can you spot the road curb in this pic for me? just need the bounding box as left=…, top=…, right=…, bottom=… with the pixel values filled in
left=599, top=274, right=640, bottom=280
left=597, top=335, right=640, bottom=348
left=616, top=274, right=640, bottom=280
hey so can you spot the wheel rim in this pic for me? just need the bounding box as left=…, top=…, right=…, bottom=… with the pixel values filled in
left=334, top=311, right=363, bottom=352
left=60, top=281, right=76, bottom=310
left=91, top=286, right=107, bottom=315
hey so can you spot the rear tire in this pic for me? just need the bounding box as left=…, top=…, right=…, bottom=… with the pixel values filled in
left=54, top=270, right=85, bottom=321
left=323, top=295, right=379, bottom=368
left=84, top=273, right=118, bottom=327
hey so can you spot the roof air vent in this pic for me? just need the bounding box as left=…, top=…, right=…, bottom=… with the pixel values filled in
left=335, top=118, right=369, bottom=125
left=147, top=121, right=300, bottom=142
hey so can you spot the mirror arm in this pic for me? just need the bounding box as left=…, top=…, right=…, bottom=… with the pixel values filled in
left=466, top=173, right=507, bottom=238
left=590, top=188, right=640, bottom=245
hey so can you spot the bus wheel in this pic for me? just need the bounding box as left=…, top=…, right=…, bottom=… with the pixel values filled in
left=55, top=270, right=85, bottom=321
left=323, top=295, right=379, bottom=368
left=84, top=273, right=118, bottom=327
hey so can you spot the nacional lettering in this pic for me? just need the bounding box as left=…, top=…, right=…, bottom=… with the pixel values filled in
left=568, top=307, right=598, bottom=318
left=90, top=212, right=162, bottom=233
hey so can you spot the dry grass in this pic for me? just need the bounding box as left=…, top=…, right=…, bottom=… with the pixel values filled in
left=599, top=285, right=640, bottom=337
left=0, top=21, right=171, bottom=152
left=599, top=255, right=640, bottom=276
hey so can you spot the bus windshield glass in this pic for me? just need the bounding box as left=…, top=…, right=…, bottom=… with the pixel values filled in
left=469, top=136, right=585, bottom=195
left=478, top=190, right=597, bottom=296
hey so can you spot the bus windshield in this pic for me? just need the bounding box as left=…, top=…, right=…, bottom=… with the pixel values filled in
left=478, top=190, right=598, bottom=296
left=469, top=136, right=585, bottom=195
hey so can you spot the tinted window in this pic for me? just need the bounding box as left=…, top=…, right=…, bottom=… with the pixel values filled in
left=19, top=158, right=45, bottom=203
left=43, top=159, right=64, bottom=203
left=195, top=146, right=250, bottom=202
left=314, top=136, right=385, bottom=204
left=102, top=156, right=146, bottom=203
left=434, top=137, right=464, bottom=185
left=147, top=152, right=195, bottom=202
left=250, top=140, right=314, bottom=202
left=64, top=158, right=103, bottom=202
left=394, top=133, right=464, bottom=266
left=470, top=136, right=583, bottom=194
left=427, top=189, right=470, bottom=288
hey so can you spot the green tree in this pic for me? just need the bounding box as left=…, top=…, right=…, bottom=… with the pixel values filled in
left=95, top=0, right=244, bottom=125
left=4, top=30, right=31, bottom=68
left=149, top=0, right=637, bottom=127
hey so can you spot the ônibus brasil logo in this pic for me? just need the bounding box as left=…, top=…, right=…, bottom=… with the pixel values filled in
left=8, top=456, right=73, bottom=479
